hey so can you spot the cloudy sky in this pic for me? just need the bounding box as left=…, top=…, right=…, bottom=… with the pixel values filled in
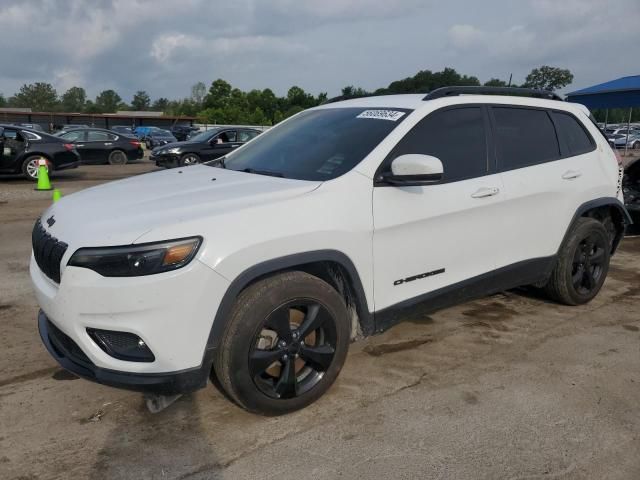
left=0, top=0, right=638, bottom=102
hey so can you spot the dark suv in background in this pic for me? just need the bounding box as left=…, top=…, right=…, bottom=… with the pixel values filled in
left=151, top=127, right=261, bottom=167
left=0, top=124, right=80, bottom=180
left=170, top=125, right=200, bottom=141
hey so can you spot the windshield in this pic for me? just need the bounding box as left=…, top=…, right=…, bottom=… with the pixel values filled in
left=218, top=108, right=411, bottom=181
left=190, top=129, right=218, bottom=142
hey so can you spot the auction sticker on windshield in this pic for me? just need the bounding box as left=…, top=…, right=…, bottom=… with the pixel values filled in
left=356, top=110, right=406, bottom=121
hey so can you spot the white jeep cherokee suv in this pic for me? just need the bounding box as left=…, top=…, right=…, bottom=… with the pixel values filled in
left=31, top=87, right=630, bottom=415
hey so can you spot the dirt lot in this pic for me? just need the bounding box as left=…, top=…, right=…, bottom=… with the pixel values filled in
left=1, top=159, right=640, bottom=479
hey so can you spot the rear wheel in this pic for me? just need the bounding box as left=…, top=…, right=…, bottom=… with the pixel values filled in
left=21, top=156, right=49, bottom=181
left=544, top=217, right=610, bottom=305
left=108, top=150, right=128, bottom=165
left=180, top=153, right=200, bottom=166
left=215, top=271, right=350, bottom=415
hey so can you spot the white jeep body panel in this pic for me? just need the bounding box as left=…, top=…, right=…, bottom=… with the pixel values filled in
left=31, top=93, right=622, bottom=376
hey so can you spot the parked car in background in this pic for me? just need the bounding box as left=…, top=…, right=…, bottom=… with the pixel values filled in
left=0, top=124, right=80, bottom=180
left=57, top=124, right=90, bottom=133
left=170, top=125, right=200, bottom=141
left=56, top=128, right=143, bottom=165
left=133, top=126, right=162, bottom=141
left=150, top=127, right=261, bottom=167
left=610, top=132, right=640, bottom=150
left=111, top=125, right=135, bottom=136
left=16, top=123, right=45, bottom=132
left=145, top=129, right=177, bottom=149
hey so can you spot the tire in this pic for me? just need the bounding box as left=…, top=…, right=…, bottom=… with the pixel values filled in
left=215, top=271, right=350, bottom=415
left=544, top=217, right=610, bottom=305
left=633, top=141, right=640, bottom=150
left=21, top=155, right=49, bottom=181
left=180, top=153, right=201, bottom=166
left=108, top=150, right=128, bottom=165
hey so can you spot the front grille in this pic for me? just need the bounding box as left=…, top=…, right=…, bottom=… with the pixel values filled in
left=32, top=220, right=68, bottom=283
left=47, top=319, right=92, bottom=366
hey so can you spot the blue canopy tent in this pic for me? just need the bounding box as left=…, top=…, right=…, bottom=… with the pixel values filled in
left=567, top=75, right=640, bottom=154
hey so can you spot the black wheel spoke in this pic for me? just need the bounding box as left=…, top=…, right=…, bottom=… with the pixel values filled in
left=267, top=308, right=292, bottom=343
left=572, top=266, right=584, bottom=286
left=590, top=247, right=605, bottom=265
left=300, top=344, right=335, bottom=371
left=297, top=304, right=326, bottom=338
left=249, top=349, right=282, bottom=378
left=275, top=358, right=297, bottom=398
left=583, top=269, right=596, bottom=290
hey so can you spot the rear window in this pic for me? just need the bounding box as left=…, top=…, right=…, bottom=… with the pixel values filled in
left=551, top=111, right=594, bottom=156
left=492, top=107, right=560, bottom=171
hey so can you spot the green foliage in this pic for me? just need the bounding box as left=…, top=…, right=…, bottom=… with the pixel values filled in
left=0, top=93, right=6, bottom=108
left=10, top=82, right=58, bottom=111
left=592, top=108, right=640, bottom=124
left=484, top=78, right=508, bottom=87
left=152, top=97, right=170, bottom=112
left=131, top=90, right=151, bottom=111
left=523, top=66, right=573, bottom=91
left=61, top=86, right=87, bottom=112
left=95, top=89, right=123, bottom=113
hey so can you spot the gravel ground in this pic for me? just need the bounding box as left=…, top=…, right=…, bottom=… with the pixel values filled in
left=1, top=159, right=639, bottom=479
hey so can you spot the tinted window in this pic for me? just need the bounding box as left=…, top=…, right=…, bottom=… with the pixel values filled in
left=61, top=130, right=84, bottom=142
left=238, top=130, right=259, bottom=142
left=217, top=131, right=237, bottom=143
left=551, top=112, right=594, bottom=156
left=87, top=131, right=111, bottom=141
left=493, top=107, right=559, bottom=170
left=220, top=108, right=410, bottom=181
left=386, top=107, right=487, bottom=183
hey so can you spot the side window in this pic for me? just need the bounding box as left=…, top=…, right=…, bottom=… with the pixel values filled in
left=62, top=131, right=84, bottom=142
left=492, top=107, right=560, bottom=171
left=238, top=130, right=259, bottom=142
left=551, top=111, right=595, bottom=156
left=107, top=133, right=118, bottom=141
left=87, top=131, right=110, bottom=142
left=387, top=107, right=488, bottom=183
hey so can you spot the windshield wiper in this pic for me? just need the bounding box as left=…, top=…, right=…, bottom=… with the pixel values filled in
left=241, top=168, right=284, bottom=178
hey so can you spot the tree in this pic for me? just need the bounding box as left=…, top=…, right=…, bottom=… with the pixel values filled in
left=523, top=66, right=573, bottom=91
left=60, top=86, right=86, bottom=112
left=95, top=89, right=123, bottom=113
left=205, top=79, right=232, bottom=109
left=152, top=97, right=170, bottom=112
left=191, top=82, right=206, bottom=106
left=131, top=90, right=150, bottom=111
left=0, top=93, right=6, bottom=108
left=484, top=78, right=508, bottom=87
left=11, top=82, right=58, bottom=111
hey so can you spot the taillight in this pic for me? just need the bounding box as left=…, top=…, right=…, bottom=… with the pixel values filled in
left=130, top=140, right=141, bottom=147
left=63, top=143, right=74, bottom=151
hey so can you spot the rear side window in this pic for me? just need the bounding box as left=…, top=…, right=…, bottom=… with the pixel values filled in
left=551, top=111, right=594, bottom=156
left=386, top=107, right=488, bottom=183
left=492, top=107, right=560, bottom=171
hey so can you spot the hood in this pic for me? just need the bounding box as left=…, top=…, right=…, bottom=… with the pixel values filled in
left=41, top=166, right=321, bottom=248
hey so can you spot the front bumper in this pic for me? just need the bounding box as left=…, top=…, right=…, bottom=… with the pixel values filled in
left=31, top=253, right=229, bottom=375
left=38, top=310, right=214, bottom=394
left=151, top=152, right=180, bottom=168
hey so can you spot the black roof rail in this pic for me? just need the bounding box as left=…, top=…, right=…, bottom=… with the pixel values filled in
left=423, top=86, right=563, bottom=101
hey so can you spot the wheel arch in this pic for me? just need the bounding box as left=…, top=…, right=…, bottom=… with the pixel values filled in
left=561, top=197, right=632, bottom=255
left=20, top=152, right=53, bottom=174
left=203, top=250, right=373, bottom=359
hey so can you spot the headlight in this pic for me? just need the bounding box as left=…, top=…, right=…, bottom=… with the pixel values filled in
left=68, top=237, right=202, bottom=277
left=166, top=147, right=181, bottom=154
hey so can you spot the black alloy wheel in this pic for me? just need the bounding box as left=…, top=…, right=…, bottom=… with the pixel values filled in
left=249, top=300, right=337, bottom=399
left=571, top=233, right=606, bottom=296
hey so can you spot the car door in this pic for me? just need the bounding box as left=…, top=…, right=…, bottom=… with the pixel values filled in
left=490, top=106, right=595, bottom=268
left=206, top=130, right=238, bottom=160
left=238, top=129, right=260, bottom=144
left=372, top=105, right=509, bottom=312
left=82, top=130, right=115, bottom=163
left=0, top=127, right=24, bottom=170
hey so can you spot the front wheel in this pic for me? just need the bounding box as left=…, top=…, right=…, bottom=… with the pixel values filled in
left=544, top=217, right=611, bottom=305
left=108, top=150, right=128, bottom=165
left=180, top=153, right=200, bottom=166
left=215, top=271, right=350, bottom=415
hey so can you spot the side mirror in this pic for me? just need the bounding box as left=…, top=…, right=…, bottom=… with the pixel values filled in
left=381, top=154, right=443, bottom=186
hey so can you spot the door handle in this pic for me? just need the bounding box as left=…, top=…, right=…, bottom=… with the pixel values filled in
left=231, top=144, right=240, bottom=148
left=76, top=144, right=85, bottom=147
left=562, top=170, right=582, bottom=180
left=471, top=187, right=500, bottom=198
left=104, top=142, right=112, bottom=146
